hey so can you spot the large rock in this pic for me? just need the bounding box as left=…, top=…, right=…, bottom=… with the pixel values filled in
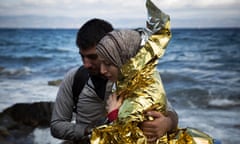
left=0, top=102, right=54, bottom=144
left=48, top=79, right=62, bottom=86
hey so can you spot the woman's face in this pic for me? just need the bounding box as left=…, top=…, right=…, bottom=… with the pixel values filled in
left=99, top=57, right=119, bottom=82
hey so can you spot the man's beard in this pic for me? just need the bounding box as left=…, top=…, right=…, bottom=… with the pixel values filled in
left=88, top=69, right=99, bottom=76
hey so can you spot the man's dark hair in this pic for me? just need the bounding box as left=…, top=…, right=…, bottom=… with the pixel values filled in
left=76, top=18, right=114, bottom=49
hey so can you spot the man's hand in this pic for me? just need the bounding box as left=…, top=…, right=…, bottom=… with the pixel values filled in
left=140, top=110, right=177, bottom=143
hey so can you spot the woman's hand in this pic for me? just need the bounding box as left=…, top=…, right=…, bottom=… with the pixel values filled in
left=106, top=93, right=123, bottom=113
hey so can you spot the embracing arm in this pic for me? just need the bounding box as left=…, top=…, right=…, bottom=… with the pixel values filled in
left=50, top=68, right=86, bottom=141
left=140, top=100, right=178, bottom=143
left=167, top=107, right=178, bottom=132
left=167, top=110, right=178, bottom=132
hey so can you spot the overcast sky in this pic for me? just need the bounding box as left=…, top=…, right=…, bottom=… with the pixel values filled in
left=0, top=0, right=239, bottom=28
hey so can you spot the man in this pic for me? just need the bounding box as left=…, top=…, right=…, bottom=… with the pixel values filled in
left=50, top=18, right=178, bottom=144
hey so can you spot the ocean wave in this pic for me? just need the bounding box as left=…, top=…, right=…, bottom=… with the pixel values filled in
left=0, top=54, right=52, bottom=62
left=0, top=66, right=32, bottom=77
left=160, top=71, right=197, bottom=84
left=39, top=47, right=75, bottom=53
left=208, top=98, right=240, bottom=108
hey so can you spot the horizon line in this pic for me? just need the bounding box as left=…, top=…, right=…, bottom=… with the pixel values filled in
left=0, top=27, right=239, bottom=29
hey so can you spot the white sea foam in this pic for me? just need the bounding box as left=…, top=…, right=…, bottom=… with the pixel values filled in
left=33, top=128, right=62, bottom=144
left=0, top=78, right=58, bottom=112
left=208, top=98, right=240, bottom=107
left=0, top=66, right=32, bottom=76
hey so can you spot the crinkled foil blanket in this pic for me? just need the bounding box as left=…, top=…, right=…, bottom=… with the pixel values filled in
left=90, top=0, right=213, bottom=143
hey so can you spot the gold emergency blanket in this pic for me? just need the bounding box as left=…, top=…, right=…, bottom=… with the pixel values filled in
left=90, top=0, right=213, bottom=143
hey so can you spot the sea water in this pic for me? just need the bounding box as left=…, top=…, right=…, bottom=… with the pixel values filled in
left=0, top=28, right=239, bottom=143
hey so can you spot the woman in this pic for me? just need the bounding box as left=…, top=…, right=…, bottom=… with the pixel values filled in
left=90, top=0, right=172, bottom=143
left=94, top=29, right=169, bottom=144
left=90, top=0, right=214, bottom=144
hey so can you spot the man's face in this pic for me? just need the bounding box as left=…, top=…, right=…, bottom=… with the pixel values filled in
left=79, top=46, right=101, bottom=75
